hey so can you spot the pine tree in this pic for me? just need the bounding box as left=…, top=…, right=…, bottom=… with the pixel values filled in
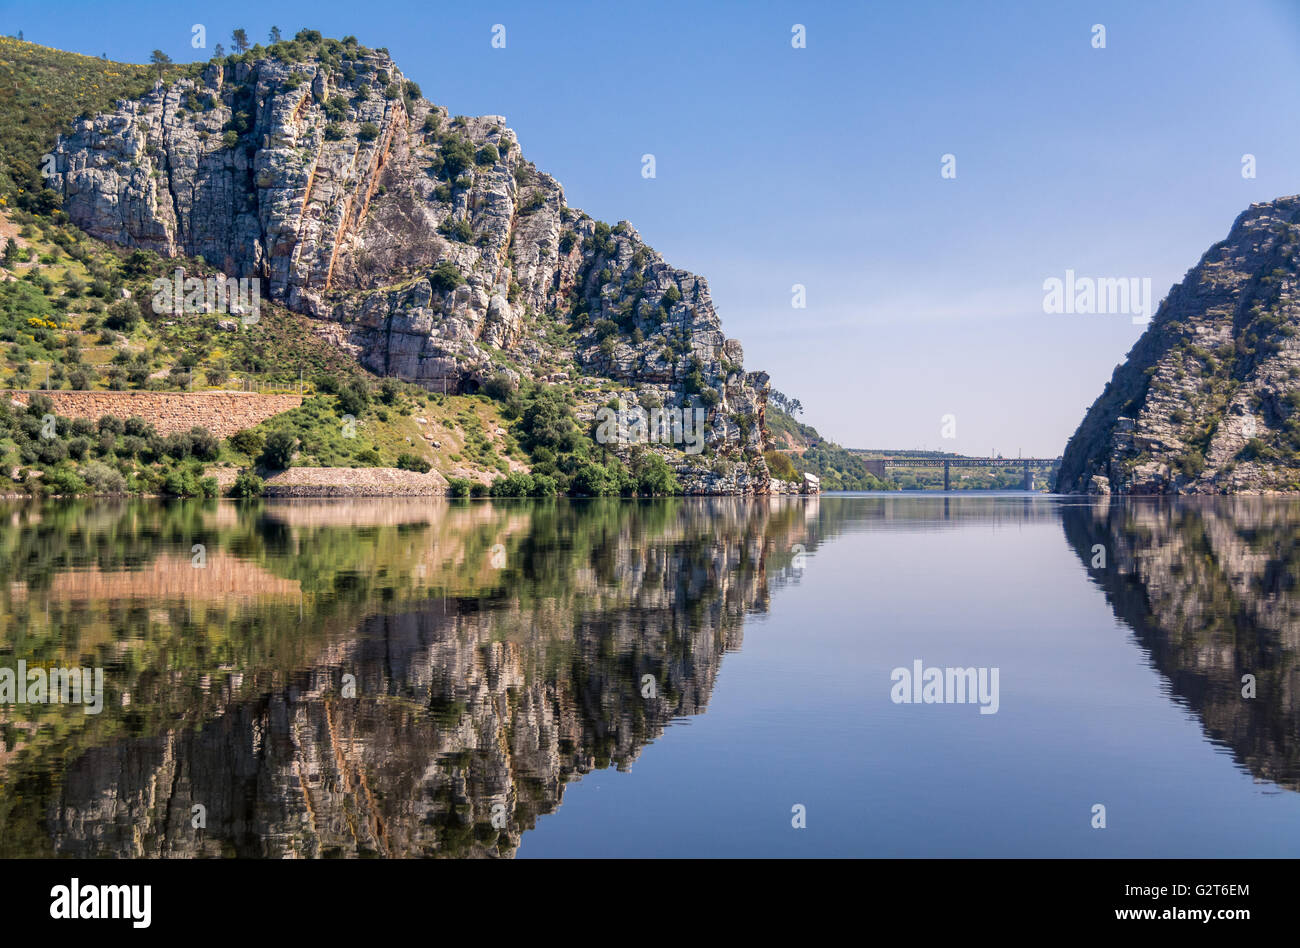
left=149, top=49, right=171, bottom=80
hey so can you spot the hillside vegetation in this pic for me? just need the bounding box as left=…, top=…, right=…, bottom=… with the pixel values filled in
left=0, top=37, right=187, bottom=205
left=0, top=34, right=771, bottom=497
left=764, top=407, right=893, bottom=490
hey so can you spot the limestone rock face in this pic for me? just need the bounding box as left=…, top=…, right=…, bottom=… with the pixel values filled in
left=1057, top=197, right=1300, bottom=494
left=50, top=43, right=770, bottom=492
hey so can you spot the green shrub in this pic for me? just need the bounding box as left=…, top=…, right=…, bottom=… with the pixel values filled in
left=396, top=452, right=431, bottom=473
left=529, top=473, right=558, bottom=497
left=80, top=460, right=126, bottom=493
left=490, top=471, right=534, bottom=497
left=161, top=466, right=217, bottom=498
left=483, top=371, right=516, bottom=401
left=439, top=217, right=473, bottom=242
left=259, top=429, right=297, bottom=470
left=324, top=94, right=349, bottom=121
left=357, top=122, right=380, bottom=142
left=47, top=466, right=88, bottom=495
left=438, top=134, right=475, bottom=179
left=377, top=377, right=402, bottom=405
left=103, top=299, right=139, bottom=332
left=430, top=261, right=466, bottom=293
left=229, top=469, right=265, bottom=498
left=570, top=462, right=612, bottom=496
left=336, top=382, right=369, bottom=417
left=764, top=449, right=798, bottom=481
left=630, top=450, right=680, bottom=495
left=446, top=477, right=472, bottom=497
left=188, top=426, right=221, bottom=461
left=228, top=428, right=264, bottom=458
left=1178, top=448, right=1206, bottom=476
left=1238, top=438, right=1268, bottom=462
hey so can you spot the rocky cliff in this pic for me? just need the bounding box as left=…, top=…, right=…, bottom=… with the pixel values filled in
left=47, top=37, right=769, bottom=492
left=1057, top=197, right=1300, bottom=494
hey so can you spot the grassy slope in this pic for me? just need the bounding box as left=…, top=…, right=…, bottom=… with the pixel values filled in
left=0, top=209, right=368, bottom=389
left=220, top=391, right=523, bottom=482
left=0, top=38, right=190, bottom=200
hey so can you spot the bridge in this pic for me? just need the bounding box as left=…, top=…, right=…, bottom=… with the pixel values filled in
left=861, top=456, right=1059, bottom=491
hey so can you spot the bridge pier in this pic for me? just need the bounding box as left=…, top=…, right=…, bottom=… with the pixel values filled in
left=943, top=460, right=950, bottom=491
left=1023, top=460, right=1031, bottom=491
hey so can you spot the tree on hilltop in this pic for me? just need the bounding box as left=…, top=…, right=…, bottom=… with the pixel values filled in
left=149, top=49, right=171, bottom=80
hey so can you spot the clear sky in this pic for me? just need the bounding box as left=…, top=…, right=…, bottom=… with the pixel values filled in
left=7, top=0, right=1300, bottom=456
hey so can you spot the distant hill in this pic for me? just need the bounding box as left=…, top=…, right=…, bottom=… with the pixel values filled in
left=766, top=408, right=1057, bottom=490
left=764, top=408, right=891, bottom=490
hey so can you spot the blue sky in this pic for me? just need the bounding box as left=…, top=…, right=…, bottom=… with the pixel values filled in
left=6, top=0, right=1300, bottom=455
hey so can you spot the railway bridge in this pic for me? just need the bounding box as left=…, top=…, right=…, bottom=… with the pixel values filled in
left=862, top=456, right=1058, bottom=491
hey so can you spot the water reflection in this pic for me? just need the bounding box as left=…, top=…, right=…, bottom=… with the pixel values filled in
left=1062, top=496, right=1300, bottom=791
left=0, top=497, right=822, bottom=857
left=2, top=494, right=1299, bottom=856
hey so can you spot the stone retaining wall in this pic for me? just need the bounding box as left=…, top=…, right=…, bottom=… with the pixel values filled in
left=4, top=391, right=302, bottom=438
left=263, top=466, right=448, bottom=497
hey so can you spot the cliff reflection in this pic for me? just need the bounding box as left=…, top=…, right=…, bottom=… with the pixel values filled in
left=1063, top=497, right=1300, bottom=791
left=0, top=496, right=825, bottom=857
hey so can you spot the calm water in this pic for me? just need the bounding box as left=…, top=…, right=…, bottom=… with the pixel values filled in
left=1, top=493, right=1299, bottom=857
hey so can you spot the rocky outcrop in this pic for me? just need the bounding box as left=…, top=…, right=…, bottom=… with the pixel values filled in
left=1057, top=197, right=1300, bottom=494
left=47, top=38, right=770, bottom=492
